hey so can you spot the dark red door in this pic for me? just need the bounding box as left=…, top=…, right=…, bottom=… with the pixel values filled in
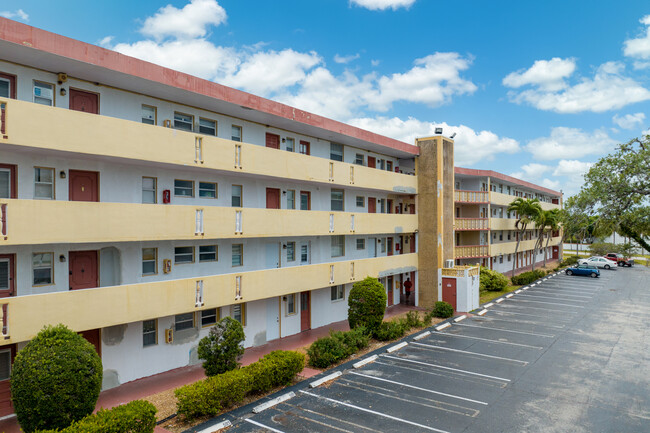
left=367, top=157, right=376, bottom=168
left=300, top=291, right=311, bottom=332
left=553, top=247, right=559, bottom=259
left=69, top=250, right=98, bottom=291
left=265, top=133, right=280, bottom=149
left=0, top=343, right=16, bottom=417
left=410, top=235, right=416, bottom=253
left=387, top=276, right=394, bottom=306
left=368, top=198, right=376, bottom=213
left=266, top=188, right=280, bottom=209
left=69, top=89, right=99, bottom=114
left=387, top=200, right=393, bottom=214
left=0, top=163, right=17, bottom=199
left=79, top=329, right=101, bottom=356
left=410, top=203, right=416, bottom=214
left=69, top=170, right=99, bottom=202
left=387, top=237, right=393, bottom=256
left=442, top=277, right=457, bottom=311
left=299, top=140, right=310, bottom=155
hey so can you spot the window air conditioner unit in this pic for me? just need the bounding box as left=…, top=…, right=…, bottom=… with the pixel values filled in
left=444, top=259, right=454, bottom=269
left=165, top=328, right=174, bottom=344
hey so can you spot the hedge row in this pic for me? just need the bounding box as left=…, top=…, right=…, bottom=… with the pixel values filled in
left=35, top=400, right=156, bottom=433
left=175, top=350, right=304, bottom=419
left=511, top=269, right=546, bottom=285
left=306, top=327, right=369, bottom=368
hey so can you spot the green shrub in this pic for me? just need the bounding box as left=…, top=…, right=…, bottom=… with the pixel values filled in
left=306, top=327, right=369, bottom=369
left=479, top=266, right=509, bottom=292
left=36, top=400, right=156, bottom=433
left=589, top=242, right=618, bottom=257
left=374, top=320, right=407, bottom=341
left=11, top=324, right=102, bottom=433
left=198, top=317, right=245, bottom=376
left=431, top=301, right=454, bottom=318
left=347, top=276, right=387, bottom=335
left=332, top=327, right=370, bottom=354
left=405, top=311, right=424, bottom=328
left=559, top=255, right=580, bottom=267
left=511, top=269, right=546, bottom=285
left=176, top=350, right=304, bottom=420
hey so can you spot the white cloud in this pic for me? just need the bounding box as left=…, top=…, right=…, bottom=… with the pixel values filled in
left=350, top=0, right=416, bottom=11
left=510, top=163, right=551, bottom=181
left=371, top=59, right=381, bottom=67
left=334, top=53, right=360, bottom=64
left=525, top=127, right=616, bottom=161
left=503, top=57, right=576, bottom=92
left=504, top=60, right=650, bottom=113
left=612, top=112, right=646, bottom=129
left=141, top=0, right=227, bottom=40
left=98, top=36, right=114, bottom=48
left=623, top=15, right=650, bottom=60
left=540, top=178, right=561, bottom=190
left=347, top=116, right=519, bottom=166
left=552, top=159, right=593, bottom=178
left=221, top=50, right=321, bottom=95
left=0, top=9, right=28, bottom=21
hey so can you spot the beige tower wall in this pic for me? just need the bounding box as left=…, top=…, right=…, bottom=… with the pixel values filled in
left=415, top=136, right=455, bottom=309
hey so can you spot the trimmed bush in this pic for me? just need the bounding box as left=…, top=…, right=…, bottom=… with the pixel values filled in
left=306, top=328, right=368, bottom=369
left=404, top=311, right=424, bottom=328
left=431, top=301, right=454, bottom=318
left=559, top=255, right=580, bottom=267
left=479, top=266, right=509, bottom=292
left=511, top=269, right=546, bottom=286
left=176, top=350, right=304, bottom=419
left=35, top=400, right=156, bottom=433
left=197, top=316, right=245, bottom=376
left=374, top=320, right=407, bottom=341
left=11, top=324, right=102, bottom=433
left=348, top=277, right=387, bottom=335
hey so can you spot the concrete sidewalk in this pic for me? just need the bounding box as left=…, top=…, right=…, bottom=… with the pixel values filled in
left=0, top=303, right=422, bottom=433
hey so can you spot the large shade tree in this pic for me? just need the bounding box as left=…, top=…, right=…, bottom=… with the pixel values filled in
left=507, top=198, right=542, bottom=275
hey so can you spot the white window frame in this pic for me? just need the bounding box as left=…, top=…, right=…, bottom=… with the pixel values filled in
left=331, top=285, right=345, bottom=302
left=142, top=176, right=157, bottom=204
left=198, top=182, right=217, bottom=199
left=232, top=244, right=243, bottom=267
left=174, top=112, right=193, bottom=131
left=331, top=189, right=344, bottom=212
left=33, top=80, right=54, bottom=106
left=331, top=235, right=345, bottom=258
left=231, top=303, right=246, bottom=326
left=174, top=312, right=195, bottom=331
left=286, top=242, right=296, bottom=262
left=34, top=167, right=55, bottom=200
left=198, top=118, right=217, bottom=136
left=356, top=239, right=365, bottom=250
left=356, top=196, right=365, bottom=208
left=231, top=185, right=243, bottom=207
left=142, top=319, right=157, bottom=347
left=285, top=137, right=295, bottom=152
left=286, top=293, right=297, bottom=315
left=142, top=248, right=157, bottom=275
left=231, top=125, right=242, bottom=142
left=142, top=105, right=156, bottom=125
left=32, top=252, right=53, bottom=286
left=174, top=179, right=194, bottom=197
left=201, top=308, right=218, bottom=327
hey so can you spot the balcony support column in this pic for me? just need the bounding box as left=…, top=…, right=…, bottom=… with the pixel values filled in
left=415, top=136, right=454, bottom=309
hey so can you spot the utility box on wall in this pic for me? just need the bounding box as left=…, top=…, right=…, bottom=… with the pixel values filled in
left=438, top=266, right=480, bottom=313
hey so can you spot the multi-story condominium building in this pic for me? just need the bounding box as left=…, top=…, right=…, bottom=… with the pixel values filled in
left=453, top=167, right=563, bottom=274
left=0, top=19, right=456, bottom=415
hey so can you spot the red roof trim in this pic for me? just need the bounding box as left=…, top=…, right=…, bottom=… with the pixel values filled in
left=454, top=167, right=562, bottom=196
left=0, top=18, right=418, bottom=156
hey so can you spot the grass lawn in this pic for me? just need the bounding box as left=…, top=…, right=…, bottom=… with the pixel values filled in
left=480, top=285, right=522, bottom=304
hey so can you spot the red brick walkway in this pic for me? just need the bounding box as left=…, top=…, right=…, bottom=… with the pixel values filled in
left=0, top=303, right=421, bottom=433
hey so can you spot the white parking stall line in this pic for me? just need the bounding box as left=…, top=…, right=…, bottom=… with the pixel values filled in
left=515, top=293, right=588, bottom=303
left=505, top=298, right=585, bottom=308
left=524, top=290, right=593, bottom=299
left=245, top=419, right=287, bottom=433
left=430, top=330, right=544, bottom=349
left=411, top=341, right=528, bottom=364
left=300, top=390, right=450, bottom=433
left=381, top=354, right=511, bottom=382
left=486, top=309, right=573, bottom=321
left=533, top=286, right=599, bottom=294
left=497, top=303, right=578, bottom=314
left=473, top=315, right=566, bottom=329
left=348, top=371, right=489, bottom=405
left=453, top=323, right=555, bottom=338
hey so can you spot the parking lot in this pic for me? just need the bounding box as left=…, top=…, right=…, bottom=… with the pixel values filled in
left=189, top=266, right=650, bottom=433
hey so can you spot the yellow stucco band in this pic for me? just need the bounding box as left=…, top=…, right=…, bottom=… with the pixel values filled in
left=0, top=199, right=417, bottom=245
left=490, top=192, right=559, bottom=211
left=0, top=99, right=417, bottom=194
left=0, top=253, right=418, bottom=344
left=489, top=238, right=561, bottom=256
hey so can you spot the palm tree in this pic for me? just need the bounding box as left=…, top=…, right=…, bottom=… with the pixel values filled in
left=532, top=209, right=560, bottom=270
left=507, top=197, right=542, bottom=275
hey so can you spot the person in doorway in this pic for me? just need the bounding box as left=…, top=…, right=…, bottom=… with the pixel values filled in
left=404, top=277, right=413, bottom=300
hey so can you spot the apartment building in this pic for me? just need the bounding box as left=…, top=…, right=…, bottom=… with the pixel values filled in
left=0, top=18, right=455, bottom=414
left=453, top=167, right=562, bottom=274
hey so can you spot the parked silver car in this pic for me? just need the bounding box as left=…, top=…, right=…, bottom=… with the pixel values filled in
left=578, top=256, right=617, bottom=270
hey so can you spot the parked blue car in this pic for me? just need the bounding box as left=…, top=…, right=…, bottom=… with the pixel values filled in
left=565, top=264, right=600, bottom=278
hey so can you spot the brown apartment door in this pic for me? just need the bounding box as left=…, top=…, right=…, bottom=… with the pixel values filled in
left=387, top=237, right=393, bottom=256
left=299, top=140, right=310, bottom=155
left=69, top=170, right=99, bottom=202
left=368, top=197, right=376, bottom=213
left=367, top=157, right=376, bottom=168
left=387, top=276, right=394, bottom=306
left=0, top=72, right=17, bottom=99
left=69, top=89, right=99, bottom=114
left=265, top=133, right=280, bottom=149
left=69, top=250, right=99, bottom=291
left=0, top=343, right=16, bottom=417
left=266, top=188, right=280, bottom=209
left=442, top=277, right=457, bottom=311
left=79, top=329, right=101, bottom=356
left=300, top=291, right=311, bottom=332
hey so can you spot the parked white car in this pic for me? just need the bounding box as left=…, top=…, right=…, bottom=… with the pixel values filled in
left=578, top=256, right=617, bottom=270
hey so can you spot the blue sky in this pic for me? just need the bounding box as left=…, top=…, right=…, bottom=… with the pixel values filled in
left=3, top=0, right=650, bottom=196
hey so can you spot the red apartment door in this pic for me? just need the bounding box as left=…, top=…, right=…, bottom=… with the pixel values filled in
left=265, top=133, right=280, bottom=149
left=410, top=235, right=416, bottom=253
left=300, top=291, right=311, bottom=332
left=387, top=276, right=394, bottom=306
left=387, top=199, right=393, bottom=214
left=368, top=197, right=376, bottom=213
left=79, top=329, right=101, bottom=356
left=299, top=140, right=310, bottom=155
left=0, top=344, right=16, bottom=417
left=387, top=237, right=393, bottom=256
left=367, top=157, right=376, bottom=168
left=266, top=188, right=280, bottom=209
left=0, top=163, right=17, bottom=199
left=442, top=277, right=457, bottom=311
left=69, top=170, right=99, bottom=202
left=69, top=250, right=99, bottom=291
left=69, top=89, right=99, bottom=114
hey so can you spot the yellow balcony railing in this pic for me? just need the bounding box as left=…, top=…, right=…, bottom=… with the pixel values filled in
left=454, top=218, right=489, bottom=230
left=0, top=253, right=418, bottom=344
left=489, top=218, right=516, bottom=231
left=454, top=190, right=488, bottom=203
left=0, top=99, right=417, bottom=195
left=489, top=192, right=561, bottom=210
left=441, top=265, right=480, bottom=277
left=454, top=245, right=489, bottom=258
left=0, top=199, right=417, bottom=246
